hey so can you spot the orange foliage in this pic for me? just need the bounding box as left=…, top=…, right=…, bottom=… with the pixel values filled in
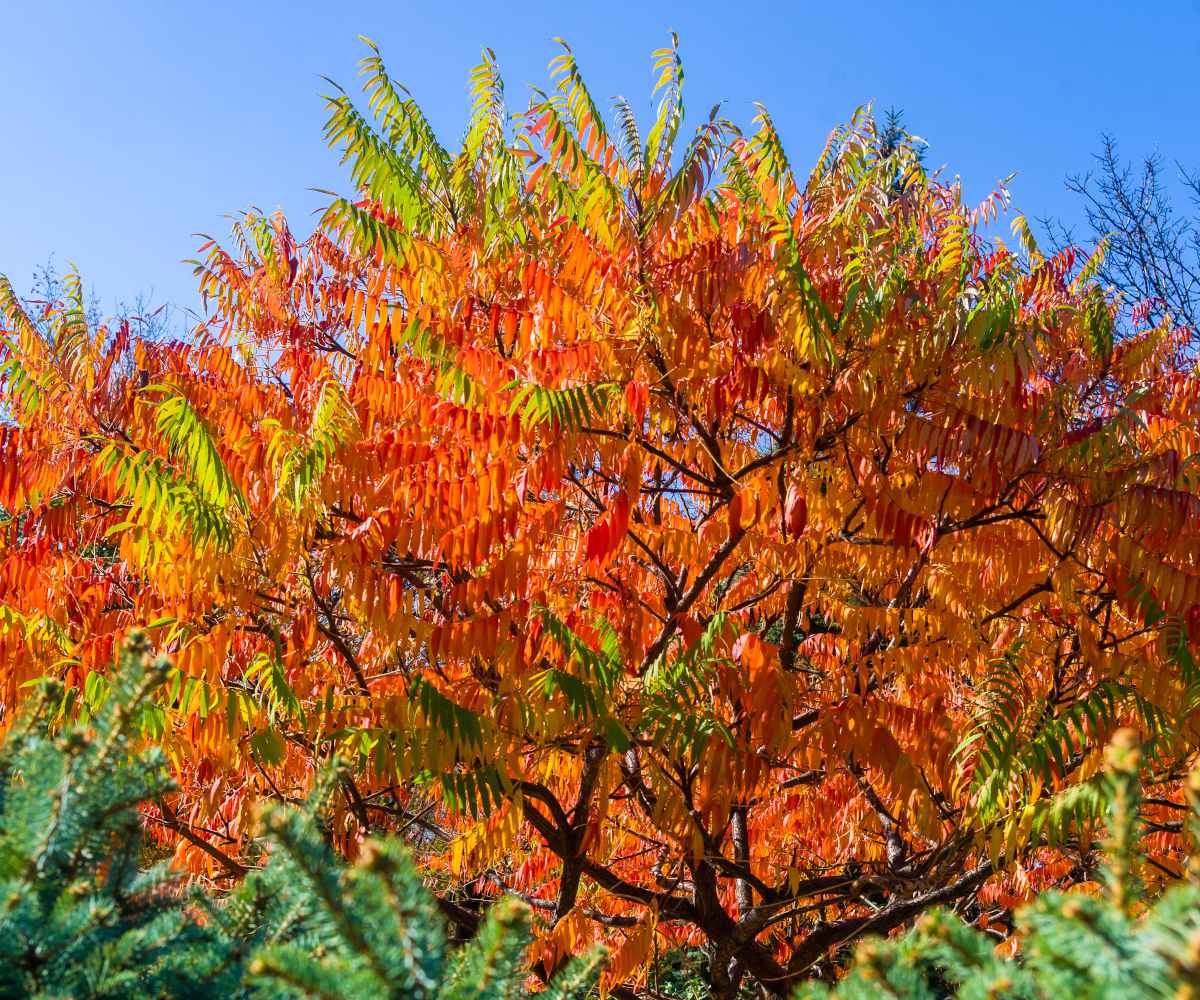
left=2, top=39, right=1199, bottom=996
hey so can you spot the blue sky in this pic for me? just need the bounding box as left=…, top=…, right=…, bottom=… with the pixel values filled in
left=3, top=1, right=1199, bottom=317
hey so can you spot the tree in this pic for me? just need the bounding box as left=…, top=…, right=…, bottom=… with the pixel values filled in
left=2, top=38, right=1200, bottom=997
left=1045, top=134, right=1200, bottom=354
left=796, top=732, right=1200, bottom=999
left=0, top=631, right=195, bottom=999
left=0, top=630, right=600, bottom=999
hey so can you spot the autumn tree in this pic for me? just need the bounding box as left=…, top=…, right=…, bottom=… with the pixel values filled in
left=799, top=732, right=1200, bottom=1000
left=2, top=38, right=1200, bottom=997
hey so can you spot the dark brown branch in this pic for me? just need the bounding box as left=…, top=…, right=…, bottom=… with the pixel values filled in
left=154, top=796, right=248, bottom=877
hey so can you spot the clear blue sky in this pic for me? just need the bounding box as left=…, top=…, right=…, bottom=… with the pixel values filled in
left=3, top=1, right=1199, bottom=317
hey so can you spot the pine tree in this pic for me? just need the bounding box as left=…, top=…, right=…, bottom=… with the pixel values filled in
left=0, top=632, right=602, bottom=999
left=225, top=785, right=604, bottom=1000
left=0, top=631, right=204, bottom=998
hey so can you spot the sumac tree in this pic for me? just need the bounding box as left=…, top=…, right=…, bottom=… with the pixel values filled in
left=2, top=39, right=1200, bottom=998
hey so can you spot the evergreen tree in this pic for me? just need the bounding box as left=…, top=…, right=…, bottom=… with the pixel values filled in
left=228, top=790, right=603, bottom=1000
left=0, top=631, right=201, bottom=999
left=0, top=632, right=602, bottom=999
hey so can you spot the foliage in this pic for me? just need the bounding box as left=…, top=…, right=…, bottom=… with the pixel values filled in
left=232, top=803, right=602, bottom=1000
left=0, top=631, right=194, bottom=999
left=2, top=37, right=1200, bottom=999
left=0, top=632, right=599, bottom=999
left=795, top=731, right=1200, bottom=1000
left=649, top=948, right=725, bottom=1000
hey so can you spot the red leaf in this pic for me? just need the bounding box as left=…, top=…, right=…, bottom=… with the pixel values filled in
left=625, top=379, right=649, bottom=423
left=784, top=485, right=807, bottom=538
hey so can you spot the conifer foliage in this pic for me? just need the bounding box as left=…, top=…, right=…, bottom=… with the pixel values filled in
left=0, top=632, right=190, bottom=999
left=0, top=632, right=599, bottom=999
left=2, top=37, right=1200, bottom=997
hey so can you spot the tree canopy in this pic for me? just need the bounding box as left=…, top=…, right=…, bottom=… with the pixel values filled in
left=2, top=38, right=1199, bottom=998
